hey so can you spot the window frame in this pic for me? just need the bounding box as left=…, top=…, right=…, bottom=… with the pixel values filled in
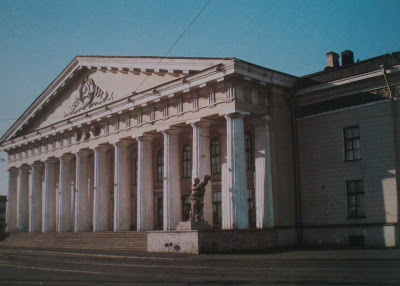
left=245, top=132, right=254, bottom=170
left=346, top=179, right=366, bottom=219
left=182, top=144, right=192, bottom=179
left=210, top=138, right=221, bottom=175
left=156, top=149, right=164, bottom=182
left=343, top=126, right=361, bottom=161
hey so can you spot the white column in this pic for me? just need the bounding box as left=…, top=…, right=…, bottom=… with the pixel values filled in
left=18, top=165, right=30, bottom=232
left=43, top=158, right=58, bottom=232
left=93, top=146, right=109, bottom=232
left=136, top=136, right=154, bottom=231
left=189, top=119, right=213, bottom=226
left=114, top=140, right=132, bottom=231
left=29, top=161, right=43, bottom=232
left=6, top=168, right=19, bottom=233
left=255, top=116, right=274, bottom=228
left=161, top=127, right=182, bottom=230
left=57, top=154, right=74, bottom=232
left=74, top=150, right=91, bottom=232
left=222, top=113, right=248, bottom=229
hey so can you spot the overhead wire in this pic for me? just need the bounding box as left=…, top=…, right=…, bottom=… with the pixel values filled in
left=133, top=0, right=213, bottom=94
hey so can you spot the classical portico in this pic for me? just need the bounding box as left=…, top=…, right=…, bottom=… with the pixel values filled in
left=1, top=56, right=297, bottom=235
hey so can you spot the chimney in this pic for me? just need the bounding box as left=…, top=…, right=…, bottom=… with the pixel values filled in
left=341, top=50, right=354, bottom=66
left=326, top=52, right=340, bottom=68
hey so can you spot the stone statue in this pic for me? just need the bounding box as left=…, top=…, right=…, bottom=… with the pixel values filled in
left=189, top=175, right=211, bottom=222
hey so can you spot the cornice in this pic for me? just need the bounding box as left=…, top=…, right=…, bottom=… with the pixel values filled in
left=0, top=58, right=293, bottom=151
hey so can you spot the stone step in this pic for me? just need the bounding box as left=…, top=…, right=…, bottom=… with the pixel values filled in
left=0, top=232, right=148, bottom=251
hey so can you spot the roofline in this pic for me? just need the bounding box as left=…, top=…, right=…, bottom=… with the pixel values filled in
left=0, top=56, right=80, bottom=143
left=301, top=52, right=398, bottom=79
left=0, top=56, right=298, bottom=147
left=76, top=55, right=235, bottom=60
left=233, top=58, right=298, bottom=80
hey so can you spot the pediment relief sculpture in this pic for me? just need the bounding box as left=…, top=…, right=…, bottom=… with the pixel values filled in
left=64, top=77, right=114, bottom=117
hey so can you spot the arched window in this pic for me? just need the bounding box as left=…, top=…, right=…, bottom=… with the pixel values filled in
left=210, top=139, right=221, bottom=175
left=245, top=132, right=253, bottom=170
left=182, top=145, right=192, bottom=178
left=157, top=149, right=164, bottom=182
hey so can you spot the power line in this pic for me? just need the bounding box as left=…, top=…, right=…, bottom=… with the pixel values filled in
left=134, top=0, right=213, bottom=93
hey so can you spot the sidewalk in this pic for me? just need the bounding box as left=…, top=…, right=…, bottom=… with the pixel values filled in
left=0, top=245, right=399, bottom=261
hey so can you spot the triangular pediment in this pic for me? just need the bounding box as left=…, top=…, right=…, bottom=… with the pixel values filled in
left=1, top=56, right=231, bottom=143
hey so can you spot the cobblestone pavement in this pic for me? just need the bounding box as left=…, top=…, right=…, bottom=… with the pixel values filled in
left=0, top=247, right=399, bottom=285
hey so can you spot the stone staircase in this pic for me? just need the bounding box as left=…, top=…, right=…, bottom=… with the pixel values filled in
left=0, top=231, right=148, bottom=251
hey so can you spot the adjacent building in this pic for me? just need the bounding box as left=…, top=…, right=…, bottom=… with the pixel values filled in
left=0, top=51, right=398, bottom=248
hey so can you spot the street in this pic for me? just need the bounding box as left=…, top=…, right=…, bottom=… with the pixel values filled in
left=0, top=247, right=399, bottom=285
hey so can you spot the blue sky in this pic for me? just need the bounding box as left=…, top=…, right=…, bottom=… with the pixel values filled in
left=0, top=0, right=399, bottom=194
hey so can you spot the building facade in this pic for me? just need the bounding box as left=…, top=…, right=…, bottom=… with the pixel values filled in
left=1, top=51, right=399, bottom=248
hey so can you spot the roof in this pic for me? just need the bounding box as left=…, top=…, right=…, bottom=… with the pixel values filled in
left=297, top=51, right=400, bottom=89
left=0, top=55, right=297, bottom=146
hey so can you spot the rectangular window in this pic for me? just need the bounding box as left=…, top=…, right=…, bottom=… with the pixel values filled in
left=212, top=191, right=222, bottom=228
left=137, top=111, right=142, bottom=125
left=150, top=107, right=155, bottom=122
left=192, top=94, right=199, bottom=110
left=163, top=104, right=168, bottom=118
left=347, top=180, right=365, bottom=218
left=226, top=85, right=233, bottom=99
left=235, top=86, right=244, bottom=101
left=251, top=88, right=259, bottom=104
left=177, top=97, right=183, bottom=114
left=344, top=126, right=361, bottom=160
left=114, top=119, right=119, bottom=131
left=248, top=188, right=256, bottom=228
left=208, top=88, right=215, bottom=105
left=243, top=87, right=252, bottom=103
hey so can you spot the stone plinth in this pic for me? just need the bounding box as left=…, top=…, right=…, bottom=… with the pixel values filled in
left=176, top=220, right=211, bottom=231
left=147, top=228, right=297, bottom=254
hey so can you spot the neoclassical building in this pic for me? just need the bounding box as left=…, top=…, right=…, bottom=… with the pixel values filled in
left=1, top=51, right=399, bottom=249
left=1, top=56, right=296, bottom=236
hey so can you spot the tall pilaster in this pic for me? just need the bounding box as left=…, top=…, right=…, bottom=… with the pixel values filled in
left=114, top=140, right=132, bottom=231
left=93, top=146, right=110, bottom=232
left=74, top=150, right=91, bottom=232
left=189, top=119, right=213, bottom=226
left=29, top=161, right=43, bottom=232
left=6, top=168, right=19, bottom=233
left=18, top=165, right=30, bottom=232
left=136, top=135, right=154, bottom=231
left=222, top=113, right=249, bottom=229
left=57, top=154, right=74, bottom=232
left=160, top=127, right=182, bottom=230
left=254, top=116, right=274, bottom=228
left=43, top=158, right=58, bottom=232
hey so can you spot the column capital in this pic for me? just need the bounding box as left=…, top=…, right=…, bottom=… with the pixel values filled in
left=187, top=118, right=213, bottom=128
left=93, top=145, right=111, bottom=153
left=8, top=167, right=19, bottom=174
left=75, top=149, right=92, bottom=158
left=31, top=161, right=44, bottom=168
left=157, top=125, right=183, bottom=135
left=44, top=157, right=59, bottom=164
left=251, top=115, right=271, bottom=126
left=57, top=154, right=75, bottom=162
left=135, top=135, right=155, bottom=142
left=220, top=110, right=250, bottom=119
left=113, top=138, right=132, bottom=147
left=19, top=164, right=31, bottom=171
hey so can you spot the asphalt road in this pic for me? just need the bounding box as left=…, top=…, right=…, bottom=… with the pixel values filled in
left=0, top=248, right=399, bottom=285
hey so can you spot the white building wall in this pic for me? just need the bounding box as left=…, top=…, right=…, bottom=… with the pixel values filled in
left=297, top=100, right=399, bottom=246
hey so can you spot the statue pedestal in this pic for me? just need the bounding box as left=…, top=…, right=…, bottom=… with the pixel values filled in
left=176, top=220, right=211, bottom=231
